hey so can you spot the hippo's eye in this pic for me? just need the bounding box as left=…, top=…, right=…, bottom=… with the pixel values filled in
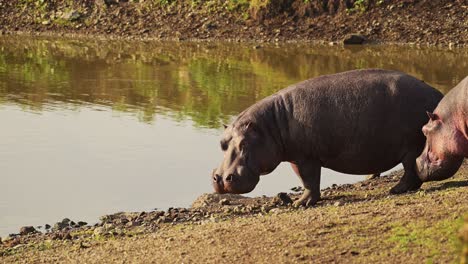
left=220, top=141, right=228, bottom=151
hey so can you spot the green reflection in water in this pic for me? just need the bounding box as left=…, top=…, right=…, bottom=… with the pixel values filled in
left=0, top=36, right=467, bottom=128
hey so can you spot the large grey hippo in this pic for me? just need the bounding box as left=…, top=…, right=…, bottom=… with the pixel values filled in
left=416, top=76, right=468, bottom=181
left=212, top=69, right=443, bottom=206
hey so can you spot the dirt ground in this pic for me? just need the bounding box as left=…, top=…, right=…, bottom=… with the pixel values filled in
left=1, top=160, right=467, bottom=263
left=0, top=0, right=466, bottom=47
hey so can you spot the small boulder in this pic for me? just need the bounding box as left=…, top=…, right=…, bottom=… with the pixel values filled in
left=19, top=226, right=36, bottom=235
left=273, top=192, right=293, bottom=205
left=343, top=34, right=366, bottom=45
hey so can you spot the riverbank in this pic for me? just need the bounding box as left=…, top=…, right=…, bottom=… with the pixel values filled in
left=0, top=0, right=466, bottom=47
left=1, top=161, right=467, bottom=263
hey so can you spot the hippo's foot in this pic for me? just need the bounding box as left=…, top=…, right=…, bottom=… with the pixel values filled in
left=366, top=173, right=381, bottom=180
left=389, top=175, right=422, bottom=194
left=293, top=189, right=320, bottom=207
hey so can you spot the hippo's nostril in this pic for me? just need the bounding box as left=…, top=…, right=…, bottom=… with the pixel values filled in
left=226, top=174, right=235, bottom=182
left=213, top=174, right=222, bottom=183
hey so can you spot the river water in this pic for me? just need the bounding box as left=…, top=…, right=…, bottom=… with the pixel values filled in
left=0, top=36, right=467, bottom=236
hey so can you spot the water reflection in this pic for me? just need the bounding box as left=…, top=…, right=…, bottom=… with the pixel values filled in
left=0, top=36, right=467, bottom=236
left=1, top=37, right=467, bottom=128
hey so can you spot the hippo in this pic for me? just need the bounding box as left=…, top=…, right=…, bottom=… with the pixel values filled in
left=212, top=69, right=443, bottom=206
left=416, top=76, right=468, bottom=181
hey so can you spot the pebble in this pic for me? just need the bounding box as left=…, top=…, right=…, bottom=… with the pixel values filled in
left=334, top=201, right=344, bottom=206
left=19, top=226, right=36, bottom=235
left=274, top=192, right=293, bottom=205
left=93, top=227, right=106, bottom=236
left=343, top=34, right=366, bottom=45
left=77, top=221, right=88, bottom=227
left=219, top=198, right=230, bottom=206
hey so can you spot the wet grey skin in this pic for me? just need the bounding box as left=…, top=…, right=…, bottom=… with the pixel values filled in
left=212, top=69, right=443, bottom=207
left=416, top=76, right=468, bottom=182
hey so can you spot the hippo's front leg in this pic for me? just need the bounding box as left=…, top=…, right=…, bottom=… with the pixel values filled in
left=291, top=160, right=321, bottom=207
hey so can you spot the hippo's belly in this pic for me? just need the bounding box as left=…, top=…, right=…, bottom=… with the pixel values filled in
left=322, top=155, right=401, bottom=175
left=316, top=136, right=407, bottom=175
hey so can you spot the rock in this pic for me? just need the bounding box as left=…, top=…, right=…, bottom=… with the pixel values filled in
left=45, top=224, right=51, bottom=230
left=253, top=45, right=262, bottom=49
left=19, top=226, right=36, bottom=235
left=0, top=237, right=2, bottom=244
left=53, top=221, right=69, bottom=231
left=93, top=227, right=106, bottom=236
left=61, top=10, right=81, bottom=21
left=103, top=0, right=119, bottom=6
left=219, top=198, right=230, bottom=206
left=334, top=201, right=344, bottom=206
left=273, top=192, right=293, bottom=205
left=41, top=20, right=50, bottom=25
left=77, top=221, right=88, bottom=227
left=290, top=186, right=303, bottom=192
left=343, top=34, right=366, bottom=45
left=126, top=221, right=141, bottom=227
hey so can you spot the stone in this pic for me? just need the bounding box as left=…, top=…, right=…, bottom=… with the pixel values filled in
left=19, top=226, right=36, bottom=235
left=45, top=224, right=51, bottom=230
left=334, top=201, right=344, bottom=206
left=93, top=227, right=106, bottom=236
left=273, top=192, right=293, bottom=205
left=343, top=34, right=366, bottom=45
left=61, top=10, right=81, bottom=21
left=219, top=198, right=230, bottom=206
left=77, top=221, right=88, bottom=227
left=53, top=221, right=69, bottom=231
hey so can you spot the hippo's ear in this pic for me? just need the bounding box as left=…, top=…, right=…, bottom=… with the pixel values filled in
left=426, top=111, right=438, bottom=121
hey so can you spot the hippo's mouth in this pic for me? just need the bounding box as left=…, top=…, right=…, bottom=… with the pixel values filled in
left=425, top=145, right=442, bottom=168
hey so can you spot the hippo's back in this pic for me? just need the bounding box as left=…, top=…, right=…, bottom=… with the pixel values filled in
left=278, top=69, right=443, bottom=174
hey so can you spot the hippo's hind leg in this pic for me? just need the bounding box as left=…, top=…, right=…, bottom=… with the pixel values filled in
left=366, top=173, right=381, bottom=180
left=290, top=160, right=321, bottom=207
left=390, top=153, right=422, bottom=194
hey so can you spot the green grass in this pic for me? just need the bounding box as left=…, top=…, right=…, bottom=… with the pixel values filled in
left=387, top=216, right=464, bottom=259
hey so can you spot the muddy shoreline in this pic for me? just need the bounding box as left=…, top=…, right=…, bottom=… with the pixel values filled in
left=0, top=0, right=467, bottom=47
left=1, top=161, right=467, bottom=262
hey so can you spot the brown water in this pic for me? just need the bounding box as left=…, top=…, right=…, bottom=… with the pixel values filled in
left=0, top=36, right=467, bottom=236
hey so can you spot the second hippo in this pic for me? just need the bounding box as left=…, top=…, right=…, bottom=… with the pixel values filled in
left=212, top=69, right=443, bottom=206
left=416, top=76, right=468, bottom=181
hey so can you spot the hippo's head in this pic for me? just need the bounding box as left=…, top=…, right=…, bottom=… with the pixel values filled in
left=212, top=122, right=281, bottom=194
left=416, top=112, right=464, bottom=181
